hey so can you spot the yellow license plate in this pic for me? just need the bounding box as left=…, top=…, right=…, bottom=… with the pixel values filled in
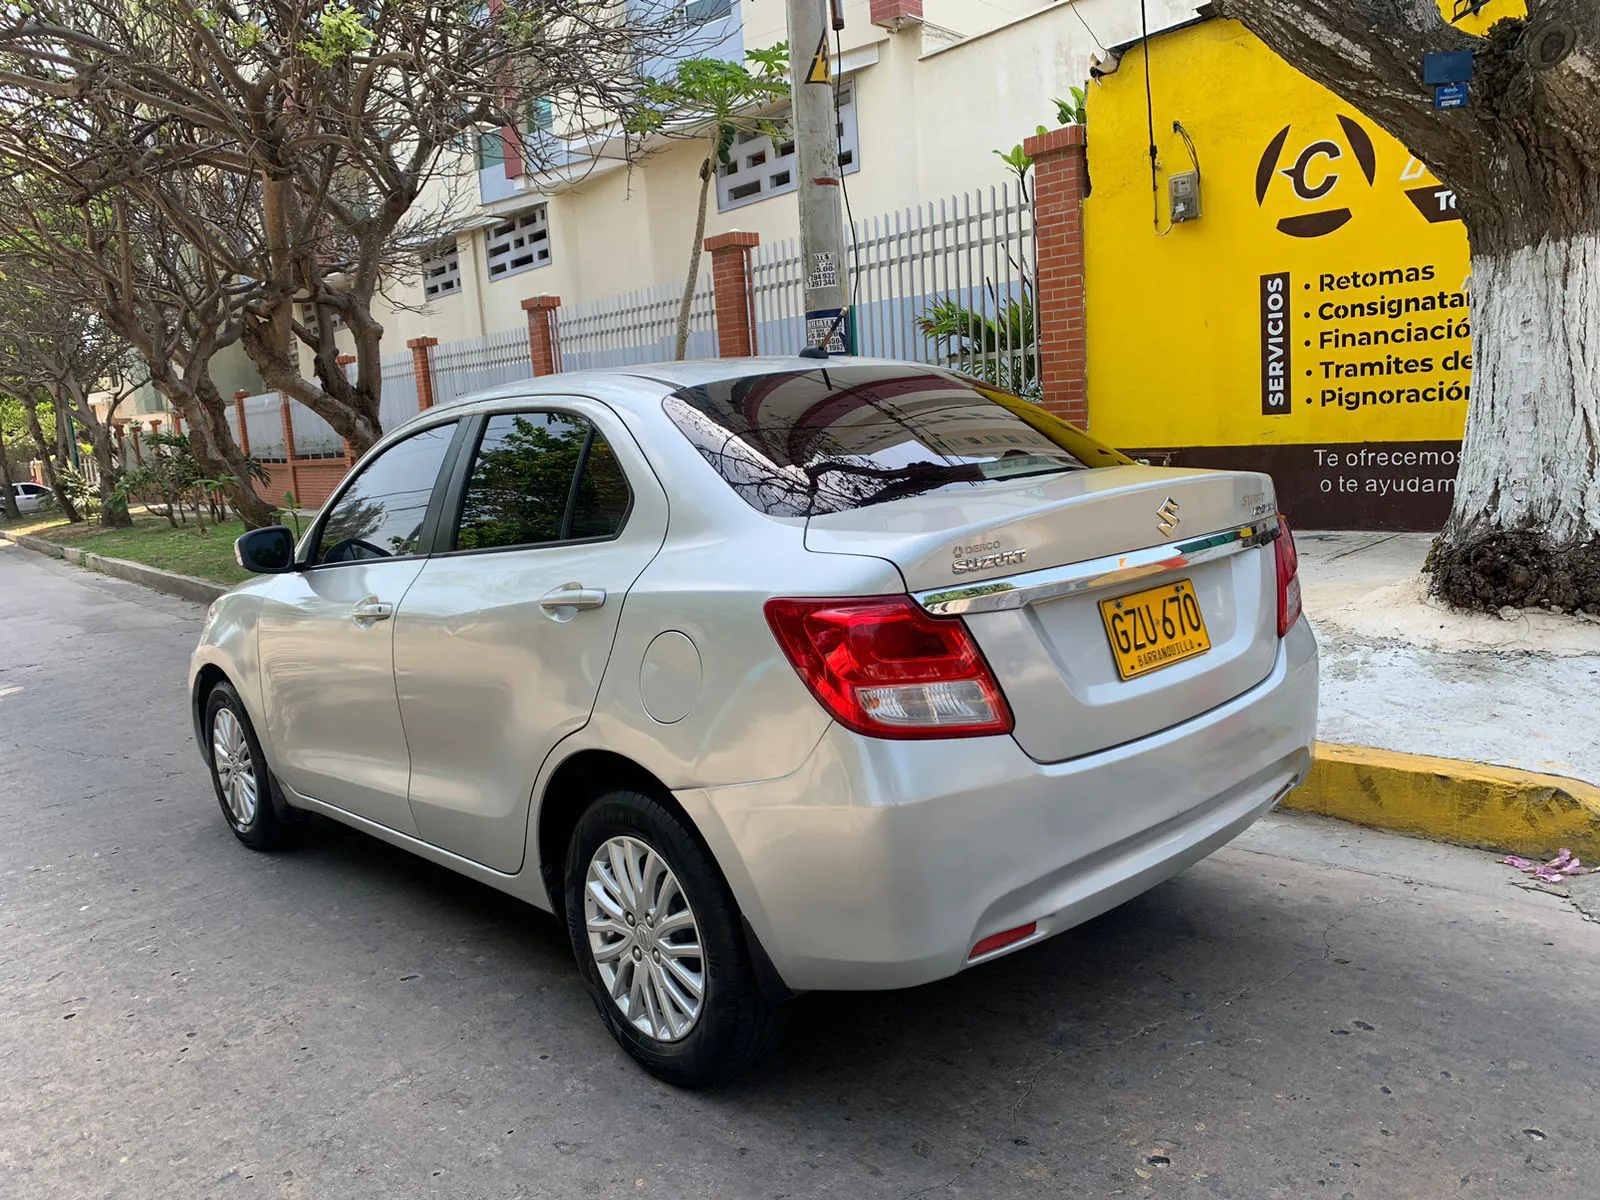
left=1099, top=579, right=1212, bottom=681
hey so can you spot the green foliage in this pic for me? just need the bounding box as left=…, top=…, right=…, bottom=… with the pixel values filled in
left=276, top=491, right=303, bottom=538
left=457, top=416, right=588, bottom=550
left=917, top=291, right=1040, bottom=400
left=1055, top=88, right=1088, bottom=126
left=299, top=4, right=375, bottom=68
left=54, top=464, right=102, bottom=517
left=629, top=44, right=791, bottom=164
left=126, top=429, right=265, bottom=526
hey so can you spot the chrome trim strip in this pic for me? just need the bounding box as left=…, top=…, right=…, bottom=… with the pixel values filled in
left=916, top=522, right=1280, bottom=616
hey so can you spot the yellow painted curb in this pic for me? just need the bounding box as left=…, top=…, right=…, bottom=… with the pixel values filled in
left=1284, top=742, right=1600, bottom=859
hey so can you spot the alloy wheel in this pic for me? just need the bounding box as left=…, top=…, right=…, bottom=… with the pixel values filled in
left=583, top=835, right=706, bottom=1043
left=211, top=707, right=258, bottom=827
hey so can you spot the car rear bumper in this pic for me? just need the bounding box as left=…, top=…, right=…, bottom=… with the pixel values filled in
left=679, top=617, right=1318, bottom=992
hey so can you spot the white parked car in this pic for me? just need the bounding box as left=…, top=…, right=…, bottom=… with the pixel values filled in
left=10, top=481, right=52, bottom=515
left=190, top=358, right=1318, bottom=1085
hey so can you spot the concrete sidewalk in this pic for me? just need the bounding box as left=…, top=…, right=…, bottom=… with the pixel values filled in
left=1300, top=531, right=1600, bottom=786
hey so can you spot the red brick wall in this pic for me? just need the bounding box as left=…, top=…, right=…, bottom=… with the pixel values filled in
left=1023, top=125, right=1089, bottom=428
left=257, top=460, right=348, bottom=511
left=705, top=232, right=760, bottom=358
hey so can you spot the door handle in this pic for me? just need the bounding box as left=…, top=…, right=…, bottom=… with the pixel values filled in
left=539, top=583, right=607, bottom=612
left=351, top=598, right=394, bottom=624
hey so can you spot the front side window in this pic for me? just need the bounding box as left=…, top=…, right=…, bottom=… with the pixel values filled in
left=454, top=412, right=632, bottom=552
left=664, top=365, right=1128, bottom=518
left=313, top=422, right=458, bottom=564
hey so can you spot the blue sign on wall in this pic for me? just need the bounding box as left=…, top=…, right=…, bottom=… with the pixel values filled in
left=1424, top=51, right=1475, bottom=85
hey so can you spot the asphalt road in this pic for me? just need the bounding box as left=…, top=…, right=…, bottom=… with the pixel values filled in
left=3, top=541, right=1597, bottom=1200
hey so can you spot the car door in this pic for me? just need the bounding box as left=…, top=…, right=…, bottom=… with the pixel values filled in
left=255, top=418, right=464, bottom=834
left=392, top=404, right=668, bottom=872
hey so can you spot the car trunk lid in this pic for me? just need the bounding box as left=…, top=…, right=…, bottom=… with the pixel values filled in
left=806, top=467, right=1282, bottom=763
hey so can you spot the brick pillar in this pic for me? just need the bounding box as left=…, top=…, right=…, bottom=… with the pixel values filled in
left=233, top=390, right=251, bottom=457
left=130, top=425, right=143, bottom=466
left=704, top=231, right=761, bottom=358
left=279, top=395, right=301, bottom=501
left=520, top=296, right=562, bottom=376
left=149, top=419, right=161, bottom=435
left=1023, top=124, right=1089, bottom=427
left=407, top=336, right=439, bottom=410
left=870, top=0, right=923, bottom=30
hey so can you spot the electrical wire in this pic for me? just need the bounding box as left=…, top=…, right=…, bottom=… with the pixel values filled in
left=1069, top=0, right=1108, bottom=54
left=1139, top=0, right=1177, bottom=238
left=1140, top=0, right=1162, bottom=234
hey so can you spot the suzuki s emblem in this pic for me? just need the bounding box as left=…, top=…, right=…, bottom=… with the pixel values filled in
left=1156, top=497, right=1181, bottom=537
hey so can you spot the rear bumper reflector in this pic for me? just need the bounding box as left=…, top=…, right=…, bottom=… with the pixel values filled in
left=969, top=921, right=1039, bottom=960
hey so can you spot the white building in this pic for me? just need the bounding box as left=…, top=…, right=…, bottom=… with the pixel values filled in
left=369, top=0, right=1196, bottom=352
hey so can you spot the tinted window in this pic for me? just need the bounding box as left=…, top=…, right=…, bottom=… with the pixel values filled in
left=569, top=436, right=631, bottom=539
left=664, top=366, right=1128, bottom=517
left=454, top=412, right=632, bottom=551
left=314, top=422, right=457, bottom=565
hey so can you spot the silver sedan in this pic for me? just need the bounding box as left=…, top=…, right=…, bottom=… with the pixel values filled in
left=191, top=358, right=1318, bottom=1086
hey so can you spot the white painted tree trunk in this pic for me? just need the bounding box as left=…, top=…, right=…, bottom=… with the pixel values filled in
left=1445, top=232, right=1600, bottom=548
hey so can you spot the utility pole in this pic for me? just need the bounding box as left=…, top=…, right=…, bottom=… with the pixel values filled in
left=786, top=0, right=850, bottom=354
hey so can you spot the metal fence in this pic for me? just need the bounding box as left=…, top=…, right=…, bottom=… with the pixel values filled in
left=752, top=182, right=1038, bottom=393
left=556, top=277, right=717, bottom=372
left=432, top=327, right=535, bottom=405
left=239, top=391, right=286, bottom=461
left=289, top=401, right=345, bottom=458
left=378, top=350, right=421, bottom=431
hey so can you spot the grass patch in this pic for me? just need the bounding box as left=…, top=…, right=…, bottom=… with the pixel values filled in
left=19, top=514, right=252, bottom=585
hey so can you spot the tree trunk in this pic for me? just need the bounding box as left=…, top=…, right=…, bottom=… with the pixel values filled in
left=145, top=365, right=274, bottom=529
left=90, top=423, right=131, bottom=528
left=1427, top=233, right=1600, bottom=612
left=185, top=380, right=275, bottom=529
left=674, top=154, right=715, bottom=361
left=0, top=433, right=22, bottom=521
left=1216, top=1, right=1600, bottom=612
left=19, top=394, right=80, bottom=522
left=239, top=315, right=386, bottom=456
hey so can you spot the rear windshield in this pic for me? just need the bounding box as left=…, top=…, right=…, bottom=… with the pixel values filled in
left=664, top=365, right=1128, bottom=517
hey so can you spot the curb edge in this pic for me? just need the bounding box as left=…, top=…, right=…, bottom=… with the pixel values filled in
left=1288, top=742, right=1600, bottom=860
left=2, top=528, right=226, bottom=604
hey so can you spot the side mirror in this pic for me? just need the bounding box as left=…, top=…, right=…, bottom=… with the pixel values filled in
left=235, top=525, right=298, bottom=574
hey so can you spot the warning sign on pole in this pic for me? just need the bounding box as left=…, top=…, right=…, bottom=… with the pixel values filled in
left=806, top=33, right=830, bottom=85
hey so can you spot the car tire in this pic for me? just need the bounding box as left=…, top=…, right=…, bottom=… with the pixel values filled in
left=564, top=788, right=785, bottom=1087
left=204, top=681, right=296, bottom=851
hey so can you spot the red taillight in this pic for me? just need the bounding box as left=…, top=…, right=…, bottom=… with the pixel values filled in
left=764, top=595, right=1014, bottom=739
left=1274, top=515, right=1301, bottom=637
left=970, top=922, right=1038, bottom=959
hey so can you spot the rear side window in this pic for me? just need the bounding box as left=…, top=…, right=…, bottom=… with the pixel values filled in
left=453, top=411, right=632, bottom=551
left=314, top=422, right=458, bottom=564
left=664, top=365, right=1128, bottom=517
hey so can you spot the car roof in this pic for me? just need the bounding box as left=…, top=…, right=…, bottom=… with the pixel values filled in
left=422, top=356, right=945, bottom=419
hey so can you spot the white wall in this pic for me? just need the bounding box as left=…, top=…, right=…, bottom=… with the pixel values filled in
left=370, top=0, right=1200, bottom=350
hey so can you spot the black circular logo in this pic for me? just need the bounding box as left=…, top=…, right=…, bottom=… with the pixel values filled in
left=1256, top=116, right=1378, bottom=238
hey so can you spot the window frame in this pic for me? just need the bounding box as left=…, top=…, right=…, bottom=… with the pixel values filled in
left=434, top=408, right=635, bottom=559
left=300, top=418, right=471, bottom=569
left=484, top=206, right=552, bottom=283
left=716, top=82, right=859, bottom=213
left=420, top=238, right=463, bottom=301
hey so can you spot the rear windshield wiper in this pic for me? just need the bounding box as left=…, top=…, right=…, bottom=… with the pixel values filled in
left=804, top=459, right=986, bottom=509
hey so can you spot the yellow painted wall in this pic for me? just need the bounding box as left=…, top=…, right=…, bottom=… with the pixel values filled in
left=1082, top=16, right=1509, bottom=529
left=1440, top=0, right=1525, bottom=37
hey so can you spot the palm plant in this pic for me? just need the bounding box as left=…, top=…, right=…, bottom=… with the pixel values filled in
left=917, top=285, right=1040, bottom=400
